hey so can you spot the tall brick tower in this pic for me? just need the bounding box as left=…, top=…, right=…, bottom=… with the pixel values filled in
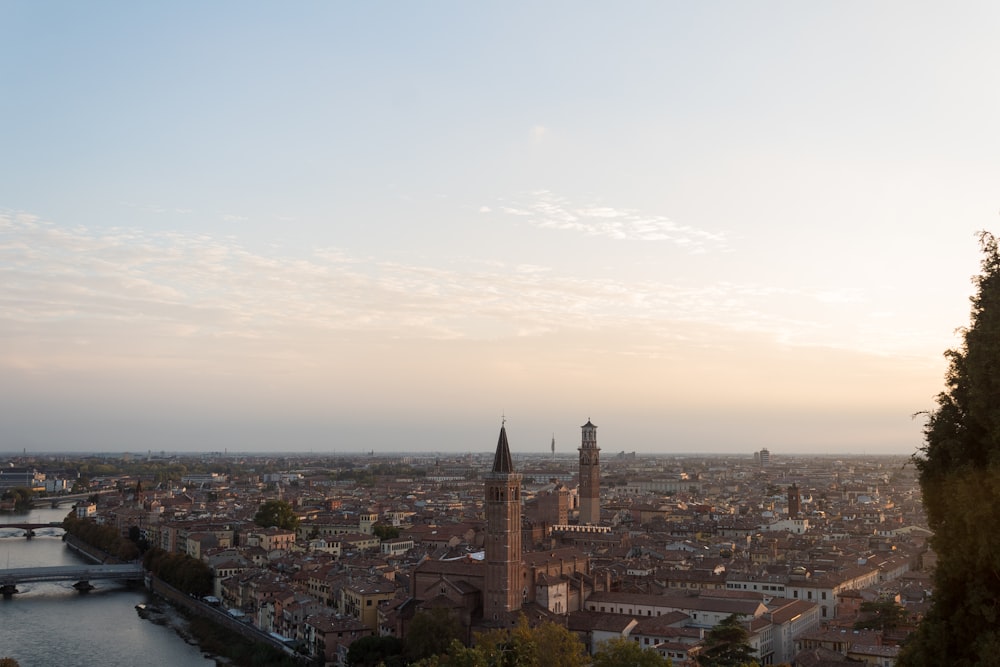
left=788, top=483, right=801, bottom=519
left=484, top=422, right=523, bottom=621
left=578, top=419, right=601, bottom=525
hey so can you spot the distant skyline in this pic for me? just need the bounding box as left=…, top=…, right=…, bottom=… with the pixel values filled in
left=2, top=3, right=999, bottom=455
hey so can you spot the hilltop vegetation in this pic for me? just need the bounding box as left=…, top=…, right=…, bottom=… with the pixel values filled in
left=900, top=232, right=1000, bottom=665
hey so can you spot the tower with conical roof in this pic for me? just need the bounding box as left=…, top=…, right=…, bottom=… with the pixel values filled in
left=578, top=419, right=601, bottom=525
left=484, top=421, right=523, bottom=620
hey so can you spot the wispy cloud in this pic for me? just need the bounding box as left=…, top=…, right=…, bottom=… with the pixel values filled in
left=0, top=212, right=939, bottom=376
left=493, top=190, right=728, bottom=249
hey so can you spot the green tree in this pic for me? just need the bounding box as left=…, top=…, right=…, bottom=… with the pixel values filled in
left=473, top=616, right=587, bottom=667
left=253, top=499, right=300, bottom=530
left=346, top=635, right=404, bottom=667
left=143, top=547, right=213, bottom=596
left=899, top=232, right=1000, bottom=667
left=0, top=658, right=21, bottom=667
left=593, top=637, right=672, bottom=667
left=373, top=523, right=401, bottom=540
left=697, top=614, right=757, bottom=667
left=405, top=608, right=466, bottom=662
left=2, top=487, right=34, bottom=511
left=413, top=617, right=587, bottom=667
left=854, top=600, right=908, bottom=634
left=410, top=639, right=485, bottom=667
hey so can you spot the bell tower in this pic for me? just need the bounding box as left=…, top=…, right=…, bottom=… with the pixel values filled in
left=484, top=422, right=523, bottom=620
left=578, top=419, right=601, bottom=525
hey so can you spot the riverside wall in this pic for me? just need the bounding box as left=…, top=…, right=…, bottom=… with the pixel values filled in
left=149, top=577, right=298, bottom=657
left=63, top=533, right=119, bottom=564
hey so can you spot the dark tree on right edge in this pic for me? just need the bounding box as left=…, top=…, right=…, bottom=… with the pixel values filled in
left=900, top=232, right=1000, bottom=666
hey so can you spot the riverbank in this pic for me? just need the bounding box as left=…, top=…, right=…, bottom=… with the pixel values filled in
left=139, top=602, right=232, bottom=666
left=0, top=517, right=216, bottom=667
left=143, top=581, right=301, bottom=666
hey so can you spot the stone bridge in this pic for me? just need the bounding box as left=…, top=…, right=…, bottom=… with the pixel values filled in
left=0, top=563, right=145, bottom=597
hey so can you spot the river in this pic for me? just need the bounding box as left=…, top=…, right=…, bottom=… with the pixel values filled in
left=0, top=507, right=215, bottom=667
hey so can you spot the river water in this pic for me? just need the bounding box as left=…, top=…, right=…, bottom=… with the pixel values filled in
left=0, top=507, right=215, bottom=667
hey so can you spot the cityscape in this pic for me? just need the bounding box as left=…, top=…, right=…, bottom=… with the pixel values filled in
left=4, top=3, right=999, bottom=666
left=0, top=421, right=927, bottom=666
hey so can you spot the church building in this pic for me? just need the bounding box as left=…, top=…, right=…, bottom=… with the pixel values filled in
left=408, top=422, right=595, bottom=631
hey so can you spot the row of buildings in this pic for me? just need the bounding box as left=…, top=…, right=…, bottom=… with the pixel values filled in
left=41, top=422, right=929, bottom=666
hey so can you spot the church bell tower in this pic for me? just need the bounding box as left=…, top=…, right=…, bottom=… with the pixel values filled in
left=484, top=422, right=523, bottom=620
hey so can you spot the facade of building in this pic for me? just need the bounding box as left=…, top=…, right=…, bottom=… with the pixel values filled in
left=578, top=420, right=600, bottom=525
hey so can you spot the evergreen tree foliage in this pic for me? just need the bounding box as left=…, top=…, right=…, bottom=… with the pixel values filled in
left=696, top=614, right=757, bottom=667
left=900, top=231, right=1000, bottom=665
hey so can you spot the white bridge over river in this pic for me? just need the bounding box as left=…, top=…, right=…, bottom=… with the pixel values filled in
left=0, top=563, right=145, bottom=596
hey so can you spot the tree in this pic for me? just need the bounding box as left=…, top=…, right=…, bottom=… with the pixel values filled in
left=253, top=499, right=299, bottom=530
left=346, top=635, right=404, bottom=667
left=1, top=487, right=34, bottom=511
left=413, top=616, right=587, bottom=667
left=854, top=600, right=908, bottom=634
left=0, top=659, right=20, bottom=667
left=143, top=547, right=213, bottom=596
left=405, top=608, right=466, bottom=662
left=593, top=637, right=672, bottom=667
left=697, top=614, right=757, bottom=667
left=373, top=523, right=400, bottom=540
left=899, top=232, right=1000, bottom=667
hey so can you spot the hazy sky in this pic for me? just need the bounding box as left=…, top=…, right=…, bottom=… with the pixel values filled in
left=2, top=2, right=998, bottom=456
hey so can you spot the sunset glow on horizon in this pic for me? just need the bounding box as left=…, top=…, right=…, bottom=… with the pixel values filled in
left=2, top=2, right=998, bottom=455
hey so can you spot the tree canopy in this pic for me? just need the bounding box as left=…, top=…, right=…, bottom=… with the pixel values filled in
left=696, top=614, right=757, bottom=667
left=1, top=487, right=34, bottom=511
left=411, top=616, right=587, bottom=667
left=854, top=600, right=908, bottom=634
left=592, top=637, right=672, bottom=667
left=253, top=499, right=299, bottom=530
left=899, top=232, right=1000, bottom=666
left=405, top=608, right=466, bottom=663
left=346, top=635, right=404, bottom=667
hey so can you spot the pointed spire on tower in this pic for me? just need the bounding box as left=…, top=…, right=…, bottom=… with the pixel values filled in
left=492, top=422, right=514, bottom=474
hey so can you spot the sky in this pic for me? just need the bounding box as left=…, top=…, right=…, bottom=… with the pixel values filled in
left=1, top=2, right=999, bottom=456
